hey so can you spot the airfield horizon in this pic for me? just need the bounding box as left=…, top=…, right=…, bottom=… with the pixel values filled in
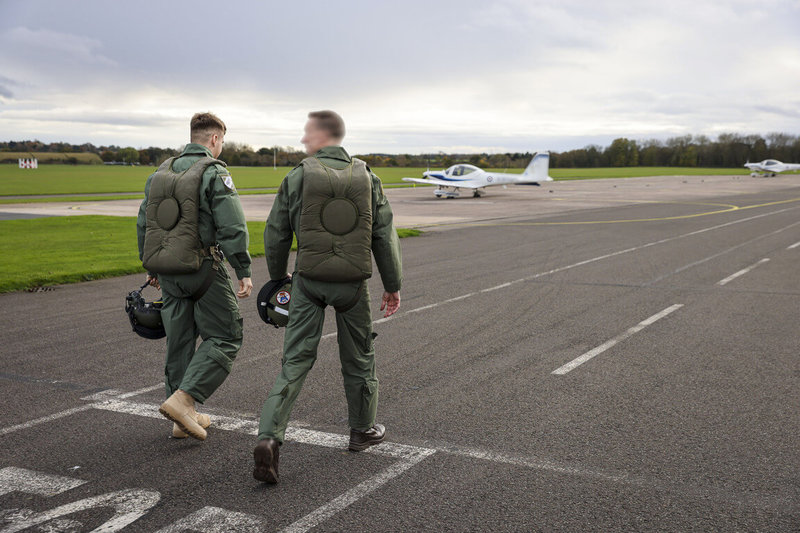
left=0, top=164, right=754, bottom=199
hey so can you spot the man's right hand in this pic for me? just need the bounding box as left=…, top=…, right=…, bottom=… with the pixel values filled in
left=380, top=291, right=400, bottom=318
left=146, top=274, right=160, bottom=290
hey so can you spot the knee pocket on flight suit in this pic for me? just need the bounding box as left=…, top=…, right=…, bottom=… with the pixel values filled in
left=230, top=311, right=243, bottom=342
left=206, top=345, right=235, bottom=374
left=358, top=379, right=378, bottom=417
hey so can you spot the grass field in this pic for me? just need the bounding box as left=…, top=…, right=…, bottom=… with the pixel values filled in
left=0, top=164, right=750, bottom=197
left=0, top=215, right=420, bottom=292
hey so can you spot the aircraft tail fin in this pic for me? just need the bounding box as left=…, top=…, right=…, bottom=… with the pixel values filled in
left=522, top=152, right=552, bottom=181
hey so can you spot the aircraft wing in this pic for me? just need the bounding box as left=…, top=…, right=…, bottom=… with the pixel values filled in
left=402, top=177, right=482, bottom=189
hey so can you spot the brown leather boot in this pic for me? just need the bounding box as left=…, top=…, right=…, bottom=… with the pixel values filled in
left=159, top=390, right=207, bottom=441
left=172, top=413, right=211, bottom=439
left=348, top=423, right=386, bottom=451
left=253, top=438, right=280, bottom=484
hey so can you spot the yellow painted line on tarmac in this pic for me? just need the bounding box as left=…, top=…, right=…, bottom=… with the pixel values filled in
left=412, top=197, right=800, bottom=229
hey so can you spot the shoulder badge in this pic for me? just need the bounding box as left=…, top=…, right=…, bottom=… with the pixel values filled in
left=221, top=173, right=236, bottom=191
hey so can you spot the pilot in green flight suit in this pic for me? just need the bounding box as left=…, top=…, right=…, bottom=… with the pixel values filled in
left=136, top=112, right=253, bottom=441
left=253, top=110, right=402, bottom=484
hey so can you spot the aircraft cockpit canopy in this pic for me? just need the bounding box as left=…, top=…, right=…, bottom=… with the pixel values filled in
left=448, top=164, right=480, bottom=177
left=764, top=160, right=779, bottom=166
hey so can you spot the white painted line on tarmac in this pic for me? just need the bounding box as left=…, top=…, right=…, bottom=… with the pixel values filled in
left=0, top=405, right=94, bottom=436
left=154, top=506, right=264, bottom=533
left=0, top=467, right=87, bottom=497
left=93, top=398, right=260, bottom=434
left=378, top=207, right=797, bottom=323
left=90, top=397, right=435, bottom=461
left=787, top=240, right=800, bottom=249
left=9, top=389, right=747, bottom=528
left=117, top=383, right=163, bottom=399
left=78, top=393, right=656, bottom=487
left=480, top=282, right=512, bottom=293
left=552, top=304, right=684, bottom=375
left=717, top=258, right=770, bottom=286
left=280, top=451, right=434, bottom=533
left=647, top=220, right=800, bottom=285
left=1, top=487, right=161, bottom=533
left=439, top=444, right=627, bottom=483
left=88, top=395, right=436, bottom=532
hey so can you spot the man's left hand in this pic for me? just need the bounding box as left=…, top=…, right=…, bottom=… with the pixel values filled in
left=237, top=277, right=253, bottom=298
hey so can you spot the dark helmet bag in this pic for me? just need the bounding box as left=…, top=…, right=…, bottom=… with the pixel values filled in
left=256, top=277, right=293, bottom=328
left=125, top=281, right=166, bottom=339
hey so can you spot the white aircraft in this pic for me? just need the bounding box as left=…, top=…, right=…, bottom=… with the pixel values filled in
left=402, top=152, right=553, bottom=198
left=744, top=159, right=800, bottom=177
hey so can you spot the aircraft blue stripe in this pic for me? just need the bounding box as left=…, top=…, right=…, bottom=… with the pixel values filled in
left=428, top=175, right=471, bottom=182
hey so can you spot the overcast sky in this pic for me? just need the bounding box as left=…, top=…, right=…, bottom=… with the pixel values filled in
left=1, top=0, right=798, bottom=153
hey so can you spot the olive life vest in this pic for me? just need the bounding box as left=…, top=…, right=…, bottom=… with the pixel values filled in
left=296, top=155, right=373, bottom=282
left=141, top=156, right=221, bottom=275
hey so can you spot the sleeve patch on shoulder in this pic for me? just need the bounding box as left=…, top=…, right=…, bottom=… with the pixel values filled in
left=221, top=174, right=236, bottom=191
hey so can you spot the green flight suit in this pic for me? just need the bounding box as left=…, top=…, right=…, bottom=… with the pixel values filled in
left=136, top=143, right=252, bottom=403
left=258, top=146, right=402, bottom=442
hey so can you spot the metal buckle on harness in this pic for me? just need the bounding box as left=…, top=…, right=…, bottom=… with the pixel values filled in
left=209, top=244, right=224, bottom=266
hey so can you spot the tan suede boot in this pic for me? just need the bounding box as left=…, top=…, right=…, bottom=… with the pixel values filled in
left=172, top=413, right=211, bottom=439
left=159, top=390, right=207, bottom=441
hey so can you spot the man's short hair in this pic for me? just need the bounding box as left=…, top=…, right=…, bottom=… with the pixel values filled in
left=308, top=110, right=345, bottom=140
left=190, top=112, right=226, bottom=142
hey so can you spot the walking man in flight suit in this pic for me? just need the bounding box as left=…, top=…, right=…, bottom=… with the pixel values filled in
left=254, top=110, right=402, bottom=483
left=137, top=112, right=253, bottom=441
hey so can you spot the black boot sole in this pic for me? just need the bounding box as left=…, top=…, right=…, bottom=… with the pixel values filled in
left=348, top=434, right=386, bottom=452
left=253, top=443, right=279, bottom=484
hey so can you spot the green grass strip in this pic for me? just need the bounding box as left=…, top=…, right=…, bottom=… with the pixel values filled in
left=0, top=164, right=751, bottom=197
left=0, top=215, right=420, bottom=292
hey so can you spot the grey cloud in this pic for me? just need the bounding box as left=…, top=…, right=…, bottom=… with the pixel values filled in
left=0, top=75, right=20, bottom=99
left=4, top=26, right=116, bottom=66
left=0, top=0, right=798, bottom=151
left=0, top=108, right=179, bottom=128
left=753, top=105, right=800, bottom=120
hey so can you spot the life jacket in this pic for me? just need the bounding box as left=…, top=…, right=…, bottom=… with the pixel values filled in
left=296, top=155, right=373, bottom=282
left=141, top=156, right=220, bottom=275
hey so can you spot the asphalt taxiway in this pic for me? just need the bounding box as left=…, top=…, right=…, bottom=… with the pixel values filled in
left=1, top=175, right=798, bottom=531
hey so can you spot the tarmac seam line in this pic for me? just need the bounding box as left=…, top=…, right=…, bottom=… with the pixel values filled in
left=0, top=405, right=94, bottom=436
left=552, top=304, right=684, bottom=375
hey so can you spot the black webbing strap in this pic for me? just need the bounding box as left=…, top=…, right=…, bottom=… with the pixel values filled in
left=191, top=249, right=222, bottom=302
left=295, top=276, right=363, bottom=313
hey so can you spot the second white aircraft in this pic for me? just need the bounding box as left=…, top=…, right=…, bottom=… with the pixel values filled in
left=402, top=152, right=553, bottom=198
left=744, top=159, right=800, bottom=177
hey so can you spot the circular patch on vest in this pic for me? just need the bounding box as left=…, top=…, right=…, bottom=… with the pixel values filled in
left=320, top=197, right=359, bottom=236
left=156, top=197, right=180, bottom=231
left=276, top=290, right=291, bottom=305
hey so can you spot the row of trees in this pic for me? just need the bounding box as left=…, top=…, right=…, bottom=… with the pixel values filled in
left=551, top=133, right=800, bottom=168
left=3, top=133, right=800, bottom=168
